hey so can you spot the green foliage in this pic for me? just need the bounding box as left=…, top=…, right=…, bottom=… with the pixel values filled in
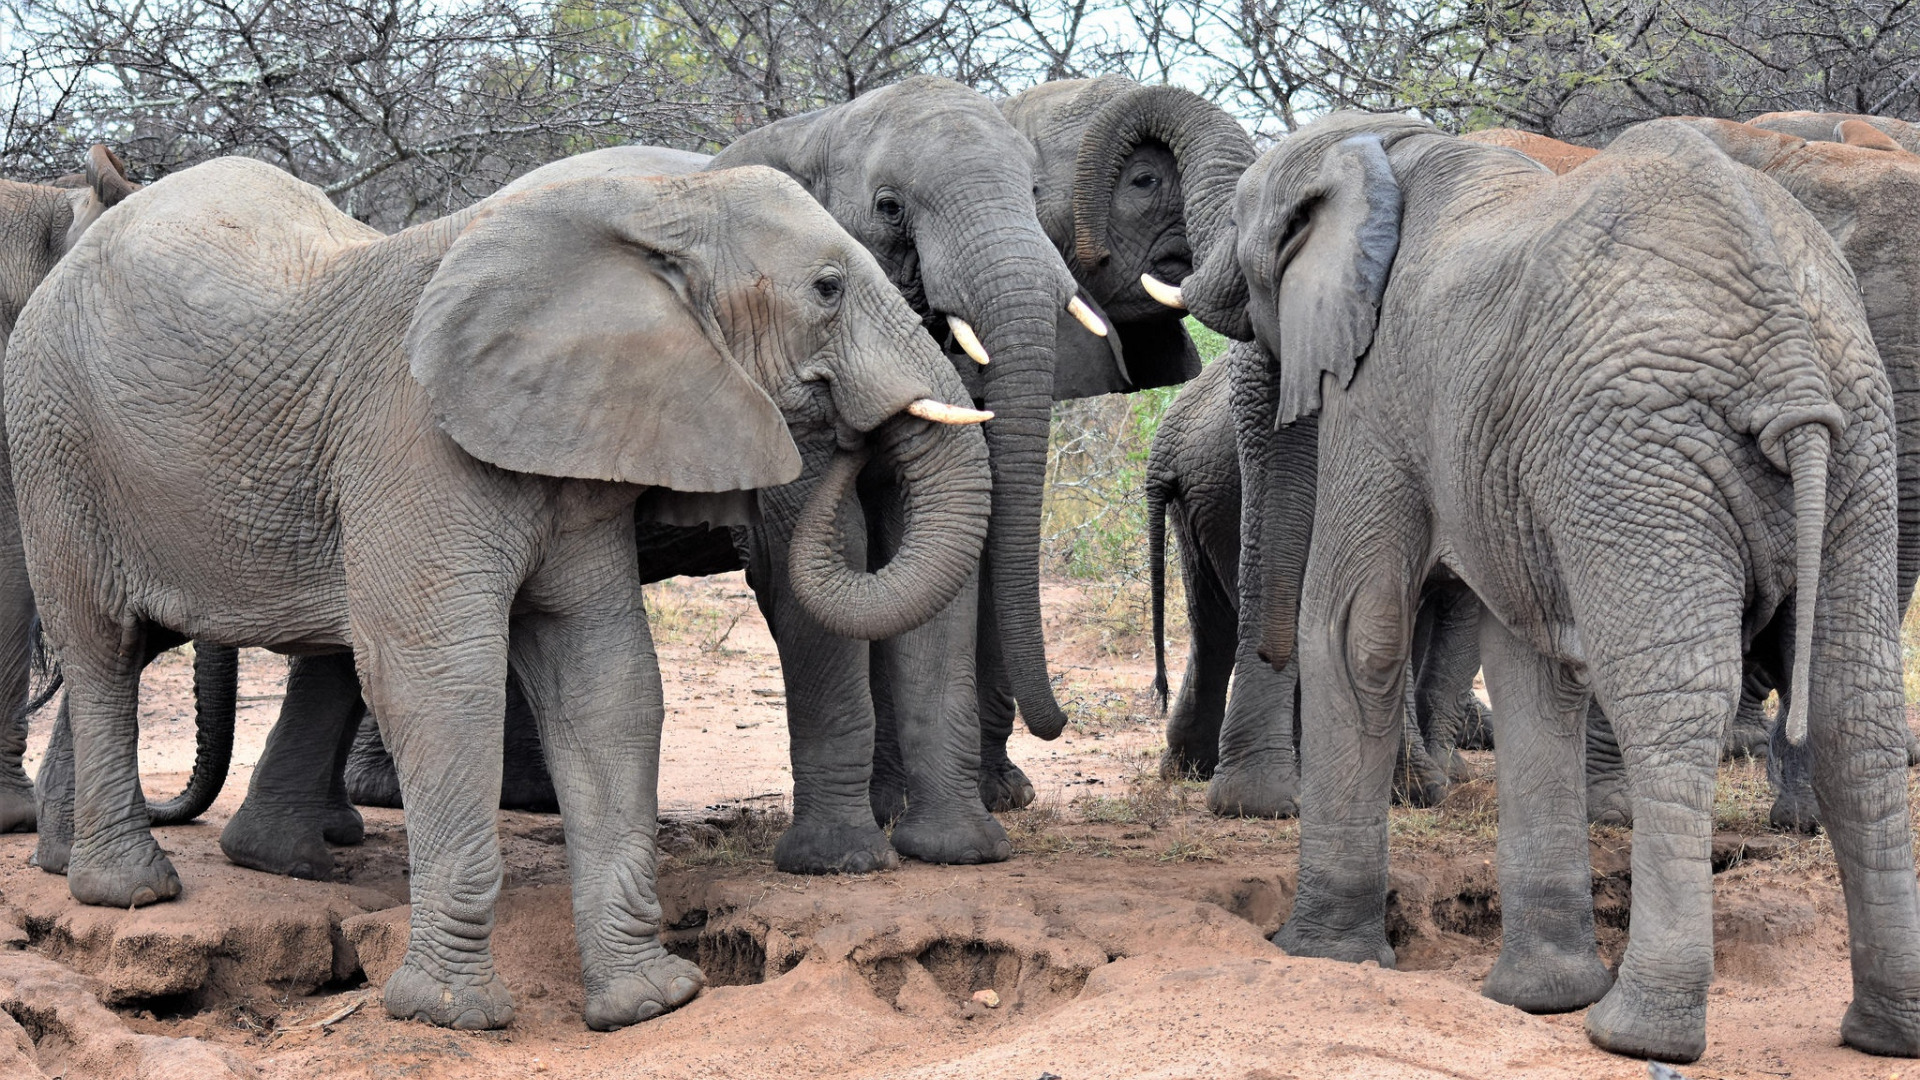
left=1040, top=317, right=1224, bottom=582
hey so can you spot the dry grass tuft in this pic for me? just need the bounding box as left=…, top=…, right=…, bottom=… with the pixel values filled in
left=644, top=579, right=752, bottom=654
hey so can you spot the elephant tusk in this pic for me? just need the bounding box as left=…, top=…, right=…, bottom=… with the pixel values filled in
left=1067, top=296, right=1108, bottom=337
left=908, top=399, right=993, bottom=425
left=948, top=315, right=990, bottom=365
left=1141, top=273, right=1186, bottom=310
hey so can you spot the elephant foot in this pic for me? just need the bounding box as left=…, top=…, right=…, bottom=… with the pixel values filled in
left=978, top=760, right=1035, bottom=813
left=1586, top=770, right=1632, bottom=827
left=869, top=775, right=908, bottom=828
left=385, top=956, right=515, bottom=1030
left=1767, top=789, right=1820, bottom=834
left=773, top=818, right=900, bottom=875
left=1482, top=945, right=1613, bottom=1013
left=220, top=802, right=337, bottom=880
left=30, top=833, right=68, bottom=874
left=583, top=948, right=704, bottom=1031
left=1584, top=978, right=1707, bottom=1064
left=499, top=765, right=558, bottom=814
left=1907, top=734, right=1920, bottom=770
left=1723, top=722, right=1770, bottom=761
left=1842, top=990, right=1920, bottom=1056
left=1206, top=759, right=1299, bottom=819
left=0, top=781, right=34, bottom=833
left=1158, top=726, right=1218, bottom=781
left=324, top=802, right=365, bottom=846
left=890, top=806, right=1010, bottom=865
left=1272, top=917, right=1395, bottom=969
left=68, top=841, right=180, bottom=908
left=344, top=722, right=403, bottom=809
left=1440, top=748, right=1475, bottom=784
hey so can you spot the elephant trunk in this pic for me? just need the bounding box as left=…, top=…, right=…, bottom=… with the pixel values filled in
left=147, top=643, right=238, bottom=824
left=1070, top=85, right=1255, bottom=279
left=1258, top=416, right=1321, bottom=672
left=789, top=412, right=991, bottom=641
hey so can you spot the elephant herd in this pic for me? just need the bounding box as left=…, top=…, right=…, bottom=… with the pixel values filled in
left=0, top=73, right=1913, bottom=1066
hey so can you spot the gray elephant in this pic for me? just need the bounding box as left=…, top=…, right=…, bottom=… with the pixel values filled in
left=8, top=158, right=991, bottom=1030
left=294, top=78, right=1248, bottom=867
left=0, top=147, right=238, bottom=838
left=1144, top=354, right=1475, bottom=811
left=975, top=77, right=1252, bottom=809
left=1181, top=111, right=1920, bottom=1062
left=1466, top=120, right=1920, bottom=832
left=74, top=83, right=1079, bottom=879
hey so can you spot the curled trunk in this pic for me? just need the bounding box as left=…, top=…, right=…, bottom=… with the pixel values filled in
left=789, top=413, right=990, bottom=642
left=1070, top=85, right=1255, bottom=279
left=147, top=643, right=238, bottom=824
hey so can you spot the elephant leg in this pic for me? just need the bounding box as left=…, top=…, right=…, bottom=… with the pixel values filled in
left=1766, top=682, right=1819, bottom=833
left=745, top=492, right=898, bottom=875
left=0, top=494, right=35, bottom=834
left=343, top=712, right=403, bottom=808
left=877, top=568, right=1009, bottom=865
left=1392, top=675, right=1448, bottom=808
left=1414, top=581, right=1483, bottom=782
left=59, top=631, right=181, bottom=908
left=508, top=555, right=701, bottom=1032
left=499, top=673, right=558, bottom=813
left=220, top=652, right=366, bottom=879
left=1477, top=611, right=1612, bottom=1013
left=1272, top=435, right=1423, bottom=965
left=868, top=652, right=908, bottom=826
left=975, top=573, right=1035, bottom=812
left=1161, top=508, right=1232, bottom=781
left=30, top=698, right=72, bottom=872
left=352, top=568, right=516, bottom=1030
left=1585, top=703, right=1631, bottom=826
left=1575, top=569, right=1740, bottom=1063
left=1208, top=378, right=1309, bottom=819
left=1725, top=660, right=1774, bottom=761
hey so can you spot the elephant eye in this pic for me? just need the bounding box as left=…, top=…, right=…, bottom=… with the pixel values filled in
left=813, top=275, right=843, bottom=305
left=1132, top=173, right=1159, bottom=190
left=874, top=194, right=904, bottom=222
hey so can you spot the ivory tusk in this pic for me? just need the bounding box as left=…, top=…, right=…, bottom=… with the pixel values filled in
left=948, top=315, right=990, bottom=365
left=908, top=399, right=993, bottom=425
left=1141, top=273, right=1186, bottom=310
left=1067, top=296, right=1108, bottom=337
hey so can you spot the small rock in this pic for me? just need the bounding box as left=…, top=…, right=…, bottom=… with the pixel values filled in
left=971, top=989, right=999, bottom=1008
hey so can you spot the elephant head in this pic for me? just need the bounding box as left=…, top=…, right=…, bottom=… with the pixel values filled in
left=407, top=166, right=993, bottom=641
left=710, top=76, right=1089, bottom=737
left=1001, top=77, right=1255, bottom=396
left=0, top=145, right=137, bottom=343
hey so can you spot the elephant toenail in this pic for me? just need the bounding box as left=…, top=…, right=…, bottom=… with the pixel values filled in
left=130, top=886, right=155, bottom=907
left=670, top=976, right=698, bottom=1000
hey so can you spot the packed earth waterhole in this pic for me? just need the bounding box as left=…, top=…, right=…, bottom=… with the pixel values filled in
left=0, top=573, right=1908, bottom=1079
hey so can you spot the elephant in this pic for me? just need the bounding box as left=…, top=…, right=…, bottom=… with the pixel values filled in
left=1469, top=119, right=1920, bottom=832
left=0, top=147, right=230, bottom=839
left=218, top=76, right=1252, bottom=875
left=42, top=82, right=1077, bottom=879
left=1751, top=111, right=1920, bottom=155
left=1180, top=111, right=1920, bottom=1062
left=6, top=157, right=993, bottom=1031
left=976, top=76, right=1252, bottom=809
left=1144, top=352, right=1482, bottom=813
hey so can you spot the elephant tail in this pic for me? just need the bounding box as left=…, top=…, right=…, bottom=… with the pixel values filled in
left=147, top=643, right=239, bottom=825
left=1147, top=462, right=1173, bottom=713
left=18, top=613, right=63, bottom=726
left=1781, top=423, right=1832, bottom=746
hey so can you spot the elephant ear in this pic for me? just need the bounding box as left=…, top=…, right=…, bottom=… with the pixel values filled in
left=1837, top=118, right=1902, bottom=151
left=407, top=181, right=802, bottom=492
left=1268, top=134, right=1402, bottom=425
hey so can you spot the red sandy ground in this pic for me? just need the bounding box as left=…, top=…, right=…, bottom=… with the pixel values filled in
left=0, top=573, right=1907, bottom=1080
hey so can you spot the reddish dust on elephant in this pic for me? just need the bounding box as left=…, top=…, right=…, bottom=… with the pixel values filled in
left=0, top=575, right=1906, bottom=1079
